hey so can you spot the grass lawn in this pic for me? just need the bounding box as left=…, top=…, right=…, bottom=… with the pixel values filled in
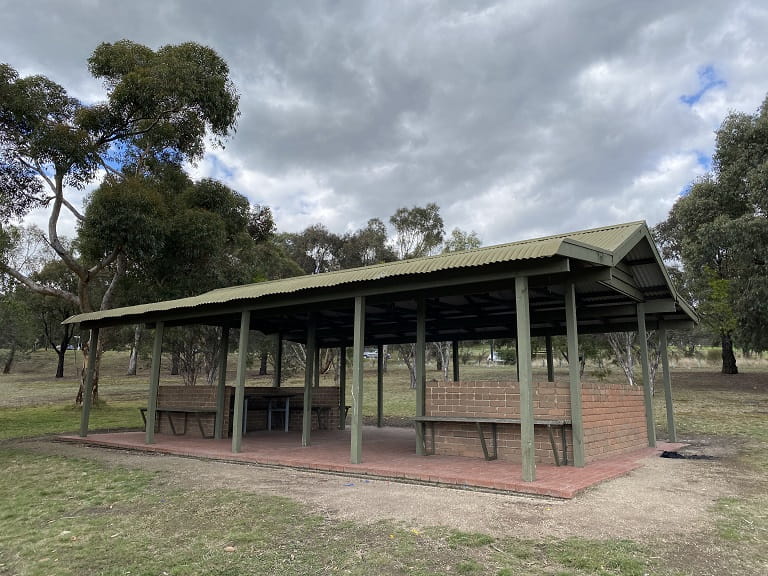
left=1, top=349, right=767, bottom=575
left=0, top=446, right=660, bottom=576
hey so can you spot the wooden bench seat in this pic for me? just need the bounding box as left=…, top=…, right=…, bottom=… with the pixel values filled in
left=414, top=415, right=571, bottom=465
left=140, top=407, right=217, bottom=438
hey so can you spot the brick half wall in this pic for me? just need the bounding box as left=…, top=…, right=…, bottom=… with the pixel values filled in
left=425, top=380, right=572, bottom=464
left=425, top=379, right=648, bottom=464
left=154, top=385, right=341, bottom=437
left=581, top=382, right=647, bottom=462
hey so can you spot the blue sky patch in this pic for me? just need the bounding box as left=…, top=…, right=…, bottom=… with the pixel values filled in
left=696, top=151, right=712, bottom=170
left=206, top=153, right=235, bottom=181
left=680, top=65, right=727, bottom=106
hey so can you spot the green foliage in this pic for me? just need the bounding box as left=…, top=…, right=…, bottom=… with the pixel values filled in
left=443, top=228, right=482, bottom=252
left=279, top=217, right=396, bottom=275
left=78, top=176, right=167, bottom=263
left=389, top=202, right=445, bottom=259
left=85, top=39, right=239, bottom=163
left=280, top=224, right=343, bottom=274
left=1, top=39, right=240, bottom=318
left=339, top=218, right=396, bottom=267
left=0, top=286, right=37, bottom=370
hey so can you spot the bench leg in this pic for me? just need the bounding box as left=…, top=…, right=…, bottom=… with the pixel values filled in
left=166, top=412, right=188, bottom=436
left=196, top=414, right=214, bottom=439
left=561, top=426, right=568, bottom=466
left=547, top=425, right=561, bottom=467
left=475, top=422, right=498, bottom=461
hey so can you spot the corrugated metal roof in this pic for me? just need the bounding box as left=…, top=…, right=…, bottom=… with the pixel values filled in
left=64, top=221, right=650, bottom=326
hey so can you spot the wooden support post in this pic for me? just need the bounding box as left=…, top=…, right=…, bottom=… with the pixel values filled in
left=452, top=340, right=460, bottom=382
left=565, top=282, right=585, bottom=467
left=545, top=334, right=555, bottom=382
left=351, top=297, right=365, bottom=463
left=339, top=346, right=347, bottom=430
left=415, top=297, right=427, bottom=456
left=303, top=314, right=317, bottom=447
left=637, top=303, right=656, bottom=447
left=273, top=333, right=282, bottom=387
left=516, top=277, right=535, bottom=482
left=145, top=323, right=163, bottom=444
left=232, top=311, right=250, bottom=453
left=214, top=327, right=229, bottom=440
left=377, top=343, right=384, bottom=427
left=79, top=327, right=100, bottom=438
left=659, top=320, right=677, bottom=442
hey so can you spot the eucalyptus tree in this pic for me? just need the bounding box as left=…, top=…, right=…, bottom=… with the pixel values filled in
left=0, top=41, right=239, bottom=313
left=656, top=94, right=768, bottom=374
left=443, top=228, right=481, bottom=253
left=338, top=218, right=396, bottom=268
left=1, top=40, right=239, bottom=398
left=389, top=202, right=445, bottom=259
left=279, top=224, right=343, bottom=275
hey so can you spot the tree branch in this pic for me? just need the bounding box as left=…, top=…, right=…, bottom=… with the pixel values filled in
left=0, top=262, right=80, bottom=307
left=47, top=173, right=86, bottom=280
left=23, top=158, right=57, bottom=194
left=100, top=252, right=126, bottom=311
left=60, top=196, right=85, bottom=222
left=87, top=246, right=121, bottom=280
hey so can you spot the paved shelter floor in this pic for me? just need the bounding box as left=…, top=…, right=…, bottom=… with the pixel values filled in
left=59, top=427, right=684, bottom=499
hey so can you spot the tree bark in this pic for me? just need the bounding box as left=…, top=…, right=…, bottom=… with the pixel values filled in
left=258, top=351, right=269, bottom=376
left=55, top=344, right=67, bottom=378
left=2, top=345, right=15, bottom=374
left=721, top=332, right=738, bottom=374
left=171, top=350, right=180, bottom=375
left=75, top=338, right=100, bottom=405
left=127, top=324, right=141, bottom=375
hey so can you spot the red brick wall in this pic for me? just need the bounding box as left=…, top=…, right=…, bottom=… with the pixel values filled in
left=424, top=380, right=647, bottom=464
left=581, top=382, right=647, bottom=462
left=154, top=385, right=341, bottom=437
left=155, top=386, right=218, bottom=437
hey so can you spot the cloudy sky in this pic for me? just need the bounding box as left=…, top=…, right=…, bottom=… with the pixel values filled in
left=3, top=0, right=767, bottom=247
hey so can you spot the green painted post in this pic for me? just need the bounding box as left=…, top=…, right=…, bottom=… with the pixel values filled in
left=659, top=320, right=677, bottom=442
left=338, top=346, right=347, bottom=430
left=415, top=297, right=426, bottom=456
left=273, top=333, right=282, bottom=388
left=545, top=334, right=555, bottom=382
left=452, top=340, right=460, bottom=382
left=565, top=282, right=585, bottom=467
left=351, top=297, right=365, bottom=463
left=145, top=323, right=164, bottom=444
left=637, top=303, right=656, bottom=447
left=377, top=343, right=384, bottom=427
left=232, top=311, right=250, bottom=453
left=515, top=276, right=535, bottom=482
left=302, top=314, right=316, bottom=447
left=214, top=327, right=229, bottom=440
left=79, top=327, right=100, bottom=438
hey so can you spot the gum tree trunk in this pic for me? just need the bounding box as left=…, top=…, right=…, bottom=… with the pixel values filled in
left=127, top=324, right=142, bottom=375
left=721, top=332, right=738, bottom=374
